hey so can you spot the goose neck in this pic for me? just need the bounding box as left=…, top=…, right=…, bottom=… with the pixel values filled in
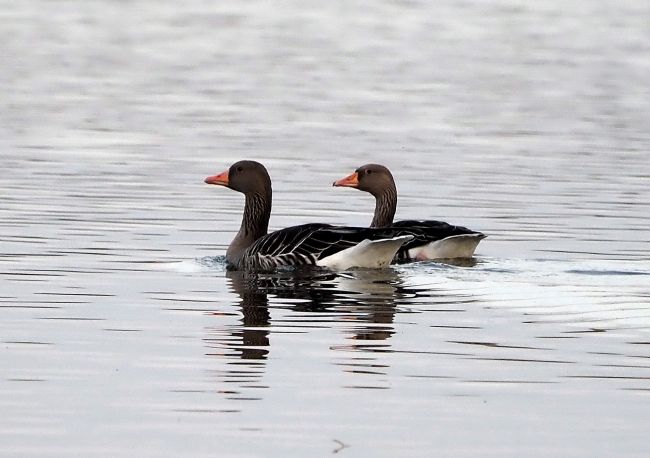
left=370, top=186, right=397, bottom=228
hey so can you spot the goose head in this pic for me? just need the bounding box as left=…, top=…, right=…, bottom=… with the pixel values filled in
left=333, top=164, right=395, bottom=198
left=333, top=164, right=397, bottom=228
left=205, top=160, right=271, bottom=196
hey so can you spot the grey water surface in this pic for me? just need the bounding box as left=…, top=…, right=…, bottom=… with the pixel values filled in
left=2, top=0, right=650, bottom=456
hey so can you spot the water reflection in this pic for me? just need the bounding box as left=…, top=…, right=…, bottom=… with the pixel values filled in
left=335, top=270, right=401, bottom=342
left=207, top=268, right=411, bottom=396
left=223, top=271, right=272, bottom=361
left=222, top=268, right=408, bottom=344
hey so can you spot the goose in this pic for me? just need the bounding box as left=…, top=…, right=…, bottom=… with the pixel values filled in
left=204, top=160, right=414, bottom=271
left=333, top=164, right=486, bottom=260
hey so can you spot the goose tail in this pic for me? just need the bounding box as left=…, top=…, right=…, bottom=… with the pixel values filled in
left=317, top=235, right=414, bottom=270
left=408, top=233, right=486, bottom=260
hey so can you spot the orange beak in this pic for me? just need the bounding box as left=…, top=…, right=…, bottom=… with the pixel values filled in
left=333, top=172, right=359, bottom=188
left=204, top=170, right=229, bottom=186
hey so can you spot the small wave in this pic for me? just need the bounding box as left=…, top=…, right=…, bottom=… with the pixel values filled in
left=566, top=269, right=649, bottom=277
left=195, top=255, right=228, bottom=270
left=151, top=256, right=228, bottom=273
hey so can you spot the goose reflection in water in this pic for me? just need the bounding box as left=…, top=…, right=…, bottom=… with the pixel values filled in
left=335, top=270, right=404, bottom=342
left=225, top=268, right=408, bottom=345
left=205, top=267, right=414, bottom=397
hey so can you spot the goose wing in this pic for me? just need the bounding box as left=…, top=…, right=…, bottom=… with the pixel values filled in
left=243, top=224, right=410, bottom=271
left=391, top=219, right=476, bottom=234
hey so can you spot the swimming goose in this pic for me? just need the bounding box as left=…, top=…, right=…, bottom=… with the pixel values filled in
left=205, top=160, right=413, bottom=271
left=333, top=164, right=486, bottom=260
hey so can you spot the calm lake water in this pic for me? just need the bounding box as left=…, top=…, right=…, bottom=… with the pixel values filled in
left=2, top=0, right=650, bottom=456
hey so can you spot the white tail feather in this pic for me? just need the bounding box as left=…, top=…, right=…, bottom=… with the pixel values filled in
left=408, top=234, right=485, bottom=260
left=317, top=235, right=413, bottom=270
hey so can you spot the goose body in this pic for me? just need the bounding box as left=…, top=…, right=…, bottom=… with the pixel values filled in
left=237, top=222, right=413, bottom=271
left=334, top=164, right=486, bottom=260
left=205, top=161, right=413, bottom=272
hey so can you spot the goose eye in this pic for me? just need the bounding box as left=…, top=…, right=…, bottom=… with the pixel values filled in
left=237, top=166, right=243, bottom=172
left=366, top=169, right=372, bottom=175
